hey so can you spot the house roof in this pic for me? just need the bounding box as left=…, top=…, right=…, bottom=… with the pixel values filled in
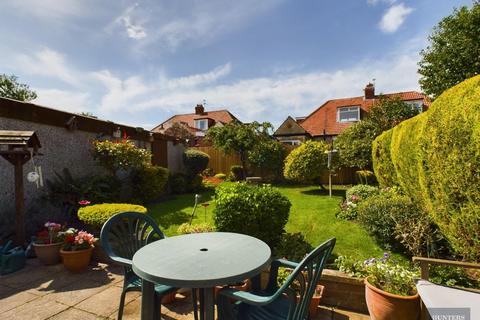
left=274, top=116, right=309, bottom=137
left=300, top=91, right=431, bottom=137
left=152, top=109, right=240, bottom=132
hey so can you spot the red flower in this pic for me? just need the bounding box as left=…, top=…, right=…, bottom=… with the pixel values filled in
left=65, top=234, right=75, bottom=243
left=78, top=200, right=91, bottom=206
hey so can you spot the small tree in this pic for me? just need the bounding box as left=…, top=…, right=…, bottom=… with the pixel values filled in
left=206, top=121, right=272, bottom=178
left=0, top=74, right=37, bottom=101
left=418, top=3, right=480, bottom=99
left=335, top=97, right=419, bottom=169
left=248, top=139, right=287, bottom=179
left=283, top=140, right=329, bottom=183
left=164, top=122, right=195, bottom=142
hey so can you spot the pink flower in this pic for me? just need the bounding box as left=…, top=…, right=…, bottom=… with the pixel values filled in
left=78, top=200, right=91, bottom=206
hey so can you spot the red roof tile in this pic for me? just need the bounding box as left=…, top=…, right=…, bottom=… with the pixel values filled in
left=300, top=91, right=430, bottom=136
left=152, top=109, right=239, bottom=132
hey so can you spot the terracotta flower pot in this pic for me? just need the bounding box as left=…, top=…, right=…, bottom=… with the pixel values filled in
left=161, top=291, right=177, bottom=304
left=33, top=242, right=62, bottom=265
left=60, top=247, right=94, bottom=273
left=364, top=276, right=420, bottom=320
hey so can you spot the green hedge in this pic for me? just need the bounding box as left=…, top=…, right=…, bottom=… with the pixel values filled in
left=131, top=166, right=169, bottom=203
left=78, top=203, right=147, bottom=228
left=371, top=75, right=480, bottom=260
left=183, top=149, right=210, bottom=176
left=213, top=183, right=291, bottom=248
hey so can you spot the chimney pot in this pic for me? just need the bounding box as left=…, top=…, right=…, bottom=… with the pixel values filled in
left=364, top=83, right=375, bottom=100
left=195, top=104, right=205, bottom=115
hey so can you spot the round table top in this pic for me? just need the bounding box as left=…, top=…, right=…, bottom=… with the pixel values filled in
left=132, top=232, right=271, bottom=288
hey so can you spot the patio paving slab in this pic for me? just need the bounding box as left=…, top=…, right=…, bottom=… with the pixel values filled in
left=0, top=258, right=370, bottom=319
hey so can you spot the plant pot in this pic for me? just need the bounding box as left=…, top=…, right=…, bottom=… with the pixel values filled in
left=60, top=247, right=94, bottom=273
left=33, top=242, right=62, bottom=265
left=364, top=276, right=420, bottom=320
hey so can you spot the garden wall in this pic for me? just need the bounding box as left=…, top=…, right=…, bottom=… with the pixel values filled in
left=0, top=98, right=169, bottom=240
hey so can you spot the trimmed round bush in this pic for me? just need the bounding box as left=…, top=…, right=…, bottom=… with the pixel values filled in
left=78, top=203, right=147, bottom=228
left=131, top=166, right=169, bottom=203
left=283, top=140, right=328, bottom=183
left=214, top=183, right=291, bottom=248
left=183, top=149, right=210, bottom=176
left=372, top=130, right=397, bottom=187
left=372, top=75, right=480, bottom=260
left=187, top=174, right=203, bottom=192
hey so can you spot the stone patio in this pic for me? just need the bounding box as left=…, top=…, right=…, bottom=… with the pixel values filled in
left=0, top=259, right=370, bottom=319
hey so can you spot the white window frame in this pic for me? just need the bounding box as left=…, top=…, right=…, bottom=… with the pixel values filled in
left=405, top=100, right=424, bottom=113
left=337, top=106, right=360, bottom=122
left=281, top=139, right=301, bottom=146
left=194, top=119, right=208, bottom=131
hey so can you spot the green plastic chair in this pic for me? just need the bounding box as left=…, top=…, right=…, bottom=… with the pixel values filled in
left=100, top=211, right=177, bottom=320
left=217, top=238, right=336, bottom=320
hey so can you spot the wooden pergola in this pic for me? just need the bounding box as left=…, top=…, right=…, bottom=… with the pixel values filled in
left=0, top=130, right=41, bottom=245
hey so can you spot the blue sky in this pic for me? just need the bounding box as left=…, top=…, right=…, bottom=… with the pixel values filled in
left=0, top=0, right=472, bottom=129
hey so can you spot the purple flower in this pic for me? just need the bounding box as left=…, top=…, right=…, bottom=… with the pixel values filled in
left=383, top=252, right=390, bottom=259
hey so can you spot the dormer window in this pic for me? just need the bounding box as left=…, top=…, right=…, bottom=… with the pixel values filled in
left=195, top=119, right=208, bottom=130
left=405, top=100, right=424, bottom=113
left=337, top=106, right=360, bottom=122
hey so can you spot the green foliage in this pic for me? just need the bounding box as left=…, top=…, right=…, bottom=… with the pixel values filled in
left=0, top=74, right=37, bottom=101
left=44, top=168, right=120, bottom=217
left=372, top=130, right=398, bottom=187
left=356, top=170, right=375, bottom=185
left=169, top=172, right=188, bottom=194
left=214, top=173, right=226, bottom=180
left=187, top=174, right=204, bottom=192
left=206, top=121, right=273, bottom=175
left=429, top=265, right=480, bottom=289
left=203, top=168, right=214, bottom=177
left=214, top=183, right=291, bottom=248
left=228, top=165, right=244, bottom=181
left=164, top=122, right=195, bottom=142
left=131, top=166, right=169, bottom=203
left=371, top=76, right=480, bottom=260
left=418, top=3, right=480, bottom=98
left=283, top=140, right=329, bottom=183
left=274, top=232, right=313, bottom=262
left=92, top=139, right=151, bottom=174
left=248, top=139, right=287, bottom=179
left=335, top=97, right=419, bottom=169
left=77, top=203, right=147, bottom=227
left=337, top=185, right=379, bottom=221
left=183, top=149, right=210, bottom=176
left=177, top=223, right=215, bottom=234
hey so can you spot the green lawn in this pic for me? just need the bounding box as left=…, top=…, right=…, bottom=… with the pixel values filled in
left=148, top=183, right=395, bottom=261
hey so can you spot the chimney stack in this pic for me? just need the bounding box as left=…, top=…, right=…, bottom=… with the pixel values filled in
left=195, top=104, right=205, bottom=115
left=364, top=83, right=375, bottom=100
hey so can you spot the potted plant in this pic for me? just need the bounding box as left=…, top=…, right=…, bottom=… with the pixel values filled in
left=32, top=222, right=64, bottom=265
left=59, top=228, right=95, bottom=273
left=363, top=254, right=420, bottom=320
left=277, top=268, right=324, bottom=318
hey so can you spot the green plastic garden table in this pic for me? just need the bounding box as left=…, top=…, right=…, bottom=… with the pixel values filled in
left=132, top=232, right=271, bottom=320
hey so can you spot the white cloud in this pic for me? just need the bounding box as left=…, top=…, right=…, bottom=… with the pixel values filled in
left=112, top=3, right=148, bottom=40
left=0, top=0, right=85, bottom=20
left=4, top=46, right=422, bottom=128
left=379, top=3, right=414, bottom=33
left=33, top=89, right=90, bottom=113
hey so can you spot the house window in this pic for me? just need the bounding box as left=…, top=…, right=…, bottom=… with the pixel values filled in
left=337, top=106, right=360, bottom=122
left=405, top=100, right=424, bottom=113
left=281, top=140, right=301, bottom=146
left=194, top=119, right=208, bottom=130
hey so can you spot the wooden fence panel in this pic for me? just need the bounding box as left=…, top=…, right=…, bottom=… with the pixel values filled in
left=151, top=137, right=168, bottom=168
left=193, top=146, right=241, bottom=174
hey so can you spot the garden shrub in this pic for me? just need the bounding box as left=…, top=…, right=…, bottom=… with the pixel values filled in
left=337, top=185, right=379, bottom=220
left=248, top=139, right=287, bottom=179
left=92, top=139, right=151, bottom=174
left=169, top=172, right=188, bottom=194
left=187, top=174, right=204, bottom=192
left=371, top=75, right=480, bottom=260
left=214, top=183, right=291, bottom=248
left=131, top=166, right=169, bottom=203
left=202, top=168, right=214, bottom=177
left=183, top=149, right=210, bottom=176
left=77, top=203, right=147, bottom=228
left=283, top=140, right=329, bottom=183
left=228, top=165, right=244, bottom=181
left=274, top=232, right=313, bottom=262
left=358, top=192, right=432, bottom=255
left=177, top=223, right=215, bottom=234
